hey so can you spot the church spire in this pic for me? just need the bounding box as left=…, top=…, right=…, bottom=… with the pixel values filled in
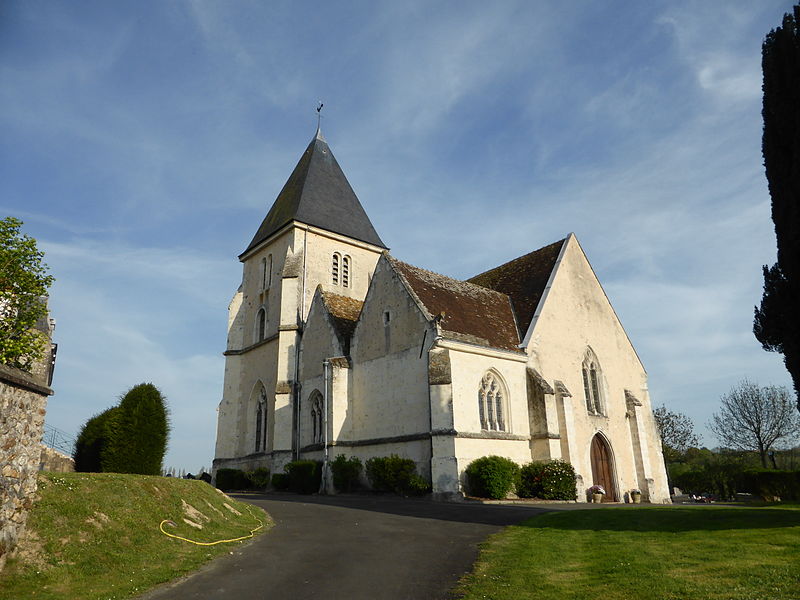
left=240, top=129, right=386, bottom=259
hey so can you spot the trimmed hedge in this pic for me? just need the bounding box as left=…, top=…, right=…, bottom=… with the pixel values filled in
left=465, top=455, right=520, bottom=499
left=365, top=455, right=430, bottom=496
left=518, top=459, right=577, bottom=500
left=271, top=473, right=289, bottom=490
left=284, top=460, right=323, bottom=494
left=331, top=454, right=362, bottom=492
left=101, top=383, right=170, bottom=475
left=738, top=469, right=800, bottom=501
left=73, top=407, right=119, bottom=473
left=215, top=468, right=250, bottom=492
left=214, top=467, right=271, bottom=492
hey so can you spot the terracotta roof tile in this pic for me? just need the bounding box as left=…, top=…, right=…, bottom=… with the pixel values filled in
left=468, top=238, right=567, bottom=337
left=321, top=292, right=363, bottom=342
left=389, top=257, right=522, bottom=352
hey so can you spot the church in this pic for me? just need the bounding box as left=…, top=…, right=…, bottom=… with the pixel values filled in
left=213, top=128, right=671, bottom=503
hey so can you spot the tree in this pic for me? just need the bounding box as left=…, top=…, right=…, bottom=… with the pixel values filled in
left=709, top=380, right=800, bottom=468
left=653, top=405, right=700, bottom=464
left=73, top=407, right=119, bottom=472
left=755, top=5, right=800, bottom=411
left=101, top=383, right=170, bottom=475
left=0, top=217, right=54, bottom=371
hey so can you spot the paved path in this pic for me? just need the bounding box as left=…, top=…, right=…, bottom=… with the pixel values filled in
left=140, top=493, right=553, bottom=600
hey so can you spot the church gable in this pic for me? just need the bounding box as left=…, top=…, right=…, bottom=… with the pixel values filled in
left=530, top=233, right=644, bottom=372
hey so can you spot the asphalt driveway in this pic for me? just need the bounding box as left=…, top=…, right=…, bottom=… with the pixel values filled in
left=139, top=493, right=552, bottom=600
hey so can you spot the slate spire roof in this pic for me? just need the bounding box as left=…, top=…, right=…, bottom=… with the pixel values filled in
left=241, top=129, right=386, bottom=258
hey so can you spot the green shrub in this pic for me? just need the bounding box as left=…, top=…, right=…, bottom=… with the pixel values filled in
left=100, top=383, right=170, bottom=475
left=738, top=469, right=800, bottom=501
left=466, top=455, right=520, bottom=499
left=73, top=407, right=119, bottom=473
left=406, top=473, right=432, bottom=496
left=284, top=460, right=322, bottom=494
left=331, top=455, right=362, bottom=492
left=271, top=473, right=289, bottom=490
left=215, top=468, right=250, bottom=492
left=246, top=467, right=271, bottom=489
left=365, top=455, right=421, bottom=494
left=517, top=461, right=546, bottom=498
left=540, top=460, right=577, bottom=500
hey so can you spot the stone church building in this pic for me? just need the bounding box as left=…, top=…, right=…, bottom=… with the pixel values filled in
left=213, top=129, right=670, bottom=502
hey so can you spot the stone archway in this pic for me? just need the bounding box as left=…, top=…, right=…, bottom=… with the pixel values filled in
left=590, top=433, right=617, bottom=502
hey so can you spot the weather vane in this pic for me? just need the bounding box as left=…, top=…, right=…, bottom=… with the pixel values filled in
left=316, top=101, right=324, bottom=129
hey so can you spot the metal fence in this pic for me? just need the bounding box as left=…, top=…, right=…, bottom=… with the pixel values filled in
left=41, top=423, right=75, bottom=455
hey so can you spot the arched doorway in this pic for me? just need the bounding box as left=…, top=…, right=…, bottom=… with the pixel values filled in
left=590, top=433, right=617, bottom=502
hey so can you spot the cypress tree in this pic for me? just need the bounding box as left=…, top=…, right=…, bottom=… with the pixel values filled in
left=101, top=383, right=170, bottom=475
left=73, top=407, right=119, bottom=472
left=755, top=5, right=800, bottom=410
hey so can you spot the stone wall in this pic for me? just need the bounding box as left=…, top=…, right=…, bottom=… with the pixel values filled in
left=39, top=445, right=74, bottom=473
left=0, top=363, right=52, bottom=571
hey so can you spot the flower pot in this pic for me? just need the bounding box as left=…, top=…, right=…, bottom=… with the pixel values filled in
left=632, top=493, right=641, bottom=504
left=592, top=493, right=603, bottom=503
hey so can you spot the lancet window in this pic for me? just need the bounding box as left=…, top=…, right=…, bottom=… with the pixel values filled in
left=254, top=387, right=267, bottom=452
left=310, top=391, right=324, bottom=444
left=256, top=308, right=266, bottom=342
left=342, top=255, right=350, bottom=288
left=582, top=349, right=604, bottom=415
left=332, top=253, right=340, bottom=285
left=478, top=371, right=507, bottom=432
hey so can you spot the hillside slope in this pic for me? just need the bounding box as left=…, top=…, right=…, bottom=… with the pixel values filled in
left=0, top=472, right=268, bottom=600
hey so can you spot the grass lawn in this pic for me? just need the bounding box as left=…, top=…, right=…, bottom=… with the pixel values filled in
left=455, top=504, right=800, bottom=600
left=0, top=472, right=269, bottom=600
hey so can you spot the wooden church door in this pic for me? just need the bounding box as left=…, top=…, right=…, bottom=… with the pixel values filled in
left=590, top=434, right=617, bottom=502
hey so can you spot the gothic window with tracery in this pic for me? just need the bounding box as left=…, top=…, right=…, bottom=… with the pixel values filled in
left=582, top=349, right=604, bottom=415
left=478, top=371, right=507, bottom=432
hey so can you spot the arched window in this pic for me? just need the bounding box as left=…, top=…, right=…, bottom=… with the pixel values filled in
left=309, top=391, right=324, bottom=444
left=342, top=255, right=351, bottom=288
left=478, top=371, right=508, bottom=432
left=254, top=386, right=267, bottom=452
left=256, top=308, right=266, bottom=342
left=332, top=253, right=341, bottom=285
left=582, top=349, right=604, bottom=415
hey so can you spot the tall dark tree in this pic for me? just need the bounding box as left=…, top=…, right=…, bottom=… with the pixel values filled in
left=102, top=383, right=170, bottom=475
left=755, top=5, right=800, bottom=411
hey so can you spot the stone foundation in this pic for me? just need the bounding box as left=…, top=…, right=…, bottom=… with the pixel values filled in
left=0, top=363, right=52, bottom=572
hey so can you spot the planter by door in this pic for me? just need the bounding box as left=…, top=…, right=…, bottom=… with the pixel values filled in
left=592, top=493, right=603, bottom=503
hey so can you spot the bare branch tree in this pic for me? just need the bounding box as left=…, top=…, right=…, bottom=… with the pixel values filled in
left=653, top=405, right=699, bottom=463
left=709, top=380, right=800, bottom=468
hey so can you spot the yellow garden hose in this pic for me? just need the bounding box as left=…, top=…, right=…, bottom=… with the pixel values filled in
left=159, top=504, right=265, bottom=546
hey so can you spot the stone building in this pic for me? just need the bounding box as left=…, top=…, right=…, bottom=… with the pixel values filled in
left=0, top=310, right=56, bottom=570
left=213, top=129, right=670, bottom=502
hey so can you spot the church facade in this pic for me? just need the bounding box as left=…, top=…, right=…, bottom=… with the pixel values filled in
left=213, top=130, right=671, bottom=502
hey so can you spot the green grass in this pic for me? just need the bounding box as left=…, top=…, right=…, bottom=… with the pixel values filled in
left=0, top=472, right=269, bottom=600
left=456, top=505, right=800, bottom=600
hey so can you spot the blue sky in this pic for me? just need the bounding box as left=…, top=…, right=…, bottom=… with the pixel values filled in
left=1, top=1, right=795, bottom=472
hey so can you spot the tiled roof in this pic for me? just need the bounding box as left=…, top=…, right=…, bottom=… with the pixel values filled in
left=241, top=130, right=386, bottom=258
left=389, top=257, right=522, bottom=352
left=468, top=237, right=567, bottom=336
left=321, top=291, right=363, bottom=343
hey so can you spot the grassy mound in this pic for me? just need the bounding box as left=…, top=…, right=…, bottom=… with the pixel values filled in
left=0, top=472, right=269, bottom=600
left=456, top=504, right=800, bottom=599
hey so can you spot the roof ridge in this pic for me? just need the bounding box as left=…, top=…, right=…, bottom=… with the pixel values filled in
left=389, top=256, right=513, bottom=301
